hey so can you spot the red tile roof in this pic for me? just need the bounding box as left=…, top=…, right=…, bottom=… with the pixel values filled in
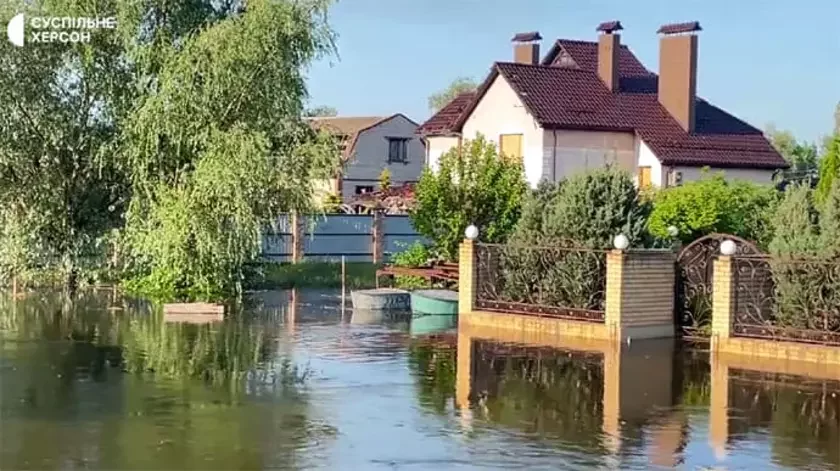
left=657, top=22, right=702, bottom=35
left=418, top=38, right=786, bottom=170
left=416, top=92, right=476, bottom=136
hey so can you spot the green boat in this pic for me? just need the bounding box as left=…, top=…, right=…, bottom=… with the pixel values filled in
left=409, top=290, right=458, bottom=336
left=410, top=312, right=457, bottom=336
left=410, top=289, right=458, bottom=315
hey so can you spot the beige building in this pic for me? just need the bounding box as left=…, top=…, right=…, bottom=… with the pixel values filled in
left=418, top=22, right=787, bottom=188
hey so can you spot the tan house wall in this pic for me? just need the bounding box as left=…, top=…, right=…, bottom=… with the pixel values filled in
left=461, top=75, right=544, bottom=188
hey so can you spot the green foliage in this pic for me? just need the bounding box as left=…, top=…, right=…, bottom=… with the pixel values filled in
left=322, top=193, right=343, bottom=212
left=816, top=134, right=840, bottom=204
left=427, top=77, right=478, bottom=112
left=119, top=0, right=339, bottom=301
left=648, top=172, right=778, bottom=247
left=768, top=184, right=820, bottom=257
left=767, top=125, right=819, bottom=174
left=250, top=261, right=377, bottom=290
left=392, top=242, right=432, bottom=289
left=516, top=165, right=649, bottom=248
left=410, top=135, right=528, bottom=261
left=0, top=0, right=131, bottom=287
left=304, top=105, right=338, bottom=117
left=768, top=184, right=840, bottom=331
left=378, top=168, right=392, bottom=192
left=499, top=166, right=648, bottom=311
left=819, top=180, right=840, bottom=257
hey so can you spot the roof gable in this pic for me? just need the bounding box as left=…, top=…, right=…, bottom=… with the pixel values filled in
left=310, top=114, right=418, bottom=160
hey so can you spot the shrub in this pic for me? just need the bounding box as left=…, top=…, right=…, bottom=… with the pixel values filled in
left=391, top=241, right=432, bottom=289
left=816, top=134, right=840, bottom=204
left=648, top=172, right=778, bottom=247
left=410, top=135, right=528, bottom=261
left=500, top=166, right=648, bottom=310
left=767, top=183, right=840, bottom=331
left=378, top=168, right=392, bottom=192
left=514, top=165, right=650, bottom=248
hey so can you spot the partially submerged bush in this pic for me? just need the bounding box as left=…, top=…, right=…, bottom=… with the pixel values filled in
left=392, top=242, right=432, bottom=289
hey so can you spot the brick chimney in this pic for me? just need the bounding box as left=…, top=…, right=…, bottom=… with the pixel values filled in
left=596, top=21, right=623, bottom=92
left=511, top=31, right=542, bottom=65
left=657, top=21, right=702, bottom=133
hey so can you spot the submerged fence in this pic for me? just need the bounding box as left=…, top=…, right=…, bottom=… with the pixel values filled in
left=260, top=213, right=425, bottom=263
left=473, top=243, right=608, bottom=323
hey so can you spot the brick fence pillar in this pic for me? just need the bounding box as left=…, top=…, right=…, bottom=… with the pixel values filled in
left=458, top=240, right=477, bottom=315
left=711, top=256, right=734, bottom=351
left=605, top=249, right=676, bottom=341
left=290, top=212, right=304, bottom=263
left=371, top=210, right=384, bottom=264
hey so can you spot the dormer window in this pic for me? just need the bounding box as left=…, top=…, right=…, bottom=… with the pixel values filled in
left=554, top=49, right=578, bottom=68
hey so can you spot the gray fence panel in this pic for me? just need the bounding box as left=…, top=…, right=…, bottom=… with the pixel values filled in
left=303, top=215, right=372, bottom=235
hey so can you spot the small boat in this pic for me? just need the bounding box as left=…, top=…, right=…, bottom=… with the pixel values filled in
left=410, top=289, right=458, bottom=315
left=350, top=288, right=411, bottom=312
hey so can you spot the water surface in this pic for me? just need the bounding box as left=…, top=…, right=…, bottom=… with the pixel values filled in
left=0, top=289, right=838, bottom=470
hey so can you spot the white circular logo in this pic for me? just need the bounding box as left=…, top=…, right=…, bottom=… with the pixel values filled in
left=7, top=13, right=25, bottom=47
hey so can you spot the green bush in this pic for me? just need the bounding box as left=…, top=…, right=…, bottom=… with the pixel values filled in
left=499, top=166, right=649, bottom=310
left=816, top=134, right=840, bottom=205
left=513, top=165, right=650, bottom=248
left=410, top=135, right=528, bottom=261
left=648, top=172, right=778, bottom=247
left=767, top=183, right=840, bottom=331
left=392, top=242, right=432, bottom=289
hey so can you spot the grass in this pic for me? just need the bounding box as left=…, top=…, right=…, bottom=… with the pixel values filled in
left=251, top=261, right=379, bottom=290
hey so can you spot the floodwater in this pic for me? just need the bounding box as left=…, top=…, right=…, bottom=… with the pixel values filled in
left=0, top=289, right=838, bottom=470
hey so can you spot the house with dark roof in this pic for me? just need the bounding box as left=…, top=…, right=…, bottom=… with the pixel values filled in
left=417, top=22, right=787, bottom=188
left=307, top=114, right=425, bottom=200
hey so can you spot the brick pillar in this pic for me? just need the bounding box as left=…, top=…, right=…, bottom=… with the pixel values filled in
left=290, top=212, right=304, bottom=263
left=458, top=240, right=477, bottom=316
left=605, top=250, right=625, bottom=340
left=711, top=256, right=734, bottom=350
left=605, top=249, right=676, bottom=341
left=371, top=210, right=384, bottom=264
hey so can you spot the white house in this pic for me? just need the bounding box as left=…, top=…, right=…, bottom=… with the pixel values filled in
left=308, top=114, right=425, bottom=200
left=417, top=22, right=787, bottom=188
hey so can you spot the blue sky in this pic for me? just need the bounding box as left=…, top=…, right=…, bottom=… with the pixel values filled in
left=306, top=0, right=840, bottom=143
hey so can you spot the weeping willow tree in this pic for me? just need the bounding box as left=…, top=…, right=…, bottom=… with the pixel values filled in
left=118, top=0, right=340, bottom=301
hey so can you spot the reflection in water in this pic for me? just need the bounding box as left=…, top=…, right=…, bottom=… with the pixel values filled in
left=1, top=290, right=839, bottom=470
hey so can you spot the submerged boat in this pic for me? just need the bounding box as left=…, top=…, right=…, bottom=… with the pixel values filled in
left=350, top=288, right=411, bottom=312
left=409, top=289, right=459, bottom=336
left=409, top=289, right=458, bottom=315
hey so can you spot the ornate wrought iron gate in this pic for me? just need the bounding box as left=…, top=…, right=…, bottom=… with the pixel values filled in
left=675, top=233, right=762, bottom=338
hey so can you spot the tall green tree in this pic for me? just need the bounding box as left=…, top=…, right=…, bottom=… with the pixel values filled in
left=304, top=105, right=338, bottom=117
left=427, top=77, right=477, bottom=113
left=816, top=134, right=840, bottom=205
left=410, top=135, right=527, bottom=260
left=120, top=0, right=339, bottom=300
left=766, top=124, right=819, bottom=174
left=0, top=1, right=134, bottom=288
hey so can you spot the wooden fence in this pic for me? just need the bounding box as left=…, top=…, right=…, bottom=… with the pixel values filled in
left=261, top=213, right=425, bottom=263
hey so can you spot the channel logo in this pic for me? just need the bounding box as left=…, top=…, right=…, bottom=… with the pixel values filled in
left=7, top=13, right=25, bottom=47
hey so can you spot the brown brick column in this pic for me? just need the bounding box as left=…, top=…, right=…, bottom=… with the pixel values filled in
left=711, top=256, right=734, bottom=350
left=458, top=240, right=477, bottom=316
left=605, top=249, right=676, bottom=340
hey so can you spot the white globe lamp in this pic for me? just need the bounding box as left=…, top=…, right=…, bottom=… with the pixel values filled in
left=465, top=225, right=479, bottom=241
left=720, top=240, right=737, bottom=256
left=613, top=234, right=629, bottom=250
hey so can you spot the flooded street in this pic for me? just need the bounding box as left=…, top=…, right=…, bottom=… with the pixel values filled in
left=1, top=289, right=838, bottom=470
